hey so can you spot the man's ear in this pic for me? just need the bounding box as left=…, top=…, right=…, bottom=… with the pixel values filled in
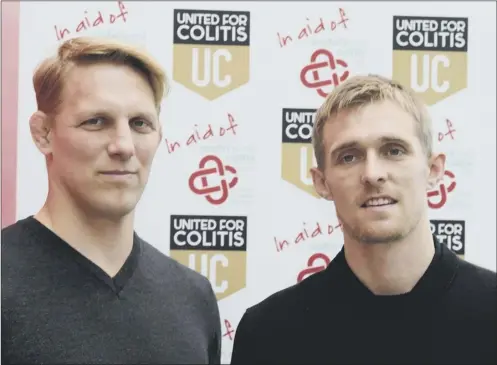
left=310, top=167, right=334, bottom=201
left=427, top=152, right=446, bottom=190
left=29, top=111, right=53, bottom=156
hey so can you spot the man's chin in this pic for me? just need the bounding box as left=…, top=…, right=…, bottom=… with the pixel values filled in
left=354, top=224, right=405, bottom=244
left=87, top=195, right=139, bottom=220
left=360, top=234, right=403, bottom=244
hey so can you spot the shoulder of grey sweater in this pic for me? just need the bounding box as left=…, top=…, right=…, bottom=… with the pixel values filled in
left=136, top=236, right=221, bottom=351
left=137, top=235, right=219, bottom=307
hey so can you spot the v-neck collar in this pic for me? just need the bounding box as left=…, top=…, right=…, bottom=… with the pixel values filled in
left=23, top=216, right=141, bottom=295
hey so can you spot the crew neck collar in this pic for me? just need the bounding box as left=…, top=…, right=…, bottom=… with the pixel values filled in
left=327, top=235, right=459, bottom=300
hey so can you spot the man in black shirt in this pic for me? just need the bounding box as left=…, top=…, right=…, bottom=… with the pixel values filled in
left=230, top=75, right=496, bottom=364
left=2, top=36, right=221, bottom=364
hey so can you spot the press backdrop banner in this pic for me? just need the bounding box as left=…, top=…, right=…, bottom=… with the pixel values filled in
left=3, top=1, right=496, bottom=363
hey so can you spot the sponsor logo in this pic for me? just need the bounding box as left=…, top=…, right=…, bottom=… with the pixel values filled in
left=392, top=16, right=468, bottom=105
left=189, top=155, right=238, bottom=205
left=281, top=108, right=318, bottom=197
left=300, top=49, right=350, bottom=98
left=427, top=170, right=456, bottom=209
left=173, top=9, right=250, bottom=100
left=297, top=253, right=331, bottom=282
left=170, top=215, right=247, bottom=300
left=430, top=220, right=465, bottom=258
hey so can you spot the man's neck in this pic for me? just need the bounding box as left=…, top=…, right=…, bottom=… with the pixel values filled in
left=343, top=219, right=435, bottom=296
left=35, top=190, right=135, bottom=278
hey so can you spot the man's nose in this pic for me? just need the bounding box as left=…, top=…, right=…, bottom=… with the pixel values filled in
left=360, top=154, right=387, bottom=187
left=107, top=122, right=135, bottom=160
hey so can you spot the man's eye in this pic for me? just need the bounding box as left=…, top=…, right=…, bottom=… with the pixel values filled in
left=82, top=118, right=105, bottom=127
left=342, top=155, right=355, bottom=163
left=388, top=147, right=405, bottom=156
left=131, top=120, right=145, bottom=127
left=85, top=118, right=102, bottom=125
left=131, top=119, right=153, bottom=131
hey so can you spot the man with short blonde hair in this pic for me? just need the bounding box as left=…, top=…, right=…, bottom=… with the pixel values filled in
left=231, top=74, right=496, bottom=364
left=2, top=37, right=221, bottom=364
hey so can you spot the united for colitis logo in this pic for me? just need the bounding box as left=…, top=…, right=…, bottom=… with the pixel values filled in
left=172, top=9, right=251, bottom=100
left=392, top=15, right=468, bottom=106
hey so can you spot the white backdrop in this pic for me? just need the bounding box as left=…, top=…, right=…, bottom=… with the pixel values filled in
left=14, top=1, right=496, bottom=363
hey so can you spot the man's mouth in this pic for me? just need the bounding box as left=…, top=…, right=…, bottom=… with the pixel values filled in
left=361, top=197, right=398, bottom=208
left=100, top=171, right=136, bottom=175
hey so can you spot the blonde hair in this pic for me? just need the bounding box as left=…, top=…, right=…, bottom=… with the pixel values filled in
left=32, top=36, right=168, bottom=117
left=312, top=74, right=433, bottom=170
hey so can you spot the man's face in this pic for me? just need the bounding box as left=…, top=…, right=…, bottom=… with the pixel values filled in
left=44, top=62, right=161, bottom=218
left=311, top=100, right=444, bottom=244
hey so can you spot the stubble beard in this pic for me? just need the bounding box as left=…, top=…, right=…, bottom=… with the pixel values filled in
left=337, top=209, right=422, bottom=245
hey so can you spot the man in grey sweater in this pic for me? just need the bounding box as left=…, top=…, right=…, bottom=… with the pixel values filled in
left=1, top=36, right=221, bottom=364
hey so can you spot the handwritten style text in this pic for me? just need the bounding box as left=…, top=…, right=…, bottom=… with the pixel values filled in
left=165, top=113, right=239, bottom=154
left=54, top=1, right=129, bottom=41
left=274, top=221, right=343, bottom=253
left=223, top=319, right=235, bottom=341
left=438, top=119, right=456, bottom=142
left=277, top=8, right=349, bottom=48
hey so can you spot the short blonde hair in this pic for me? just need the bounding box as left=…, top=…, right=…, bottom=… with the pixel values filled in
left=312, top=74, right=433, bottom=170
left=32, top=36, right=168, bottom=116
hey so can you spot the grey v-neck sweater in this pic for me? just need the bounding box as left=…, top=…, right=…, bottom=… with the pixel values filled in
left=1, top=216, right=221, bottom=364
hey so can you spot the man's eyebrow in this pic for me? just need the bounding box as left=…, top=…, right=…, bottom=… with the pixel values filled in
left=73, top=109, right=158, bottom=122
left=378, top=136, right=410, bottom=146
left=329, top=141, right=361, bottom=159
left=329, top=136, right=412, bottom=158
left=133, top=112, right=158, bottom=123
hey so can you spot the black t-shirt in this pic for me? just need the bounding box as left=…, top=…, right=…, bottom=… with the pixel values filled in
left=1, top=216, right=221, bottom=364
left=231, top=237, right=497, bottom=364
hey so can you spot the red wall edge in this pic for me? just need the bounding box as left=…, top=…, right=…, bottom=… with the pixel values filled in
left=2, top=2, right=21, bottom=228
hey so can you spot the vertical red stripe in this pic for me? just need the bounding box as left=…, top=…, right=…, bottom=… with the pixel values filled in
left=1, top=2, right=21, bottom=228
